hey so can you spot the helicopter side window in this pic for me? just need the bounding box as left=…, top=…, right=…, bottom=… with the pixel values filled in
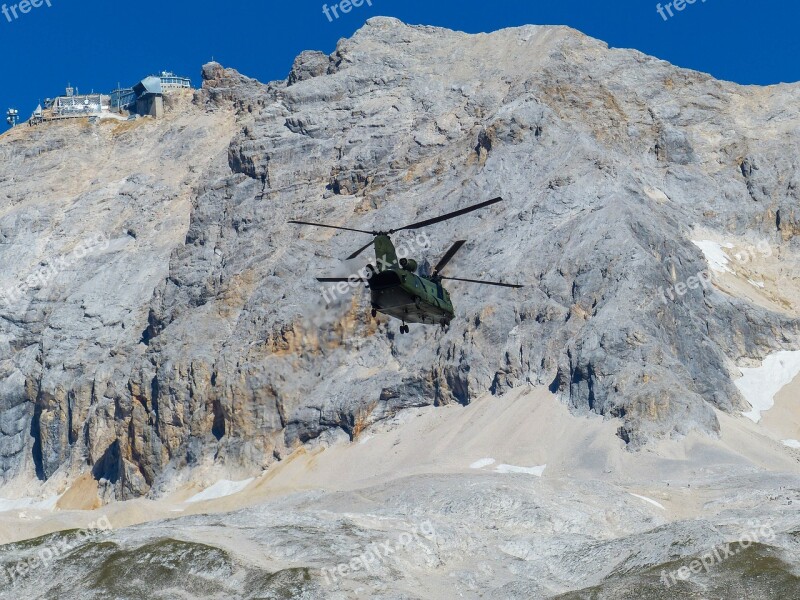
left=437, top=284, right=444, bottom=300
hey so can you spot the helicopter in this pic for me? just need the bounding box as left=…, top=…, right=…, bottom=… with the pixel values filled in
left=290, top=197, right=523, bottom=334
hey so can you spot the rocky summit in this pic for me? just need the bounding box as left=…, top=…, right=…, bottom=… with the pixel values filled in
left=1, top=17, right=800, bottom=502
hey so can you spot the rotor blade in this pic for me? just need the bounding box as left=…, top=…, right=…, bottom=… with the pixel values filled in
left=433, top=240, right=467, bottom=275
left=392, top=197, right=504, bottom=232
left=440, top=276, right=523, bottom=289
left=346, top=238, right=376, bottom=260
left=289, top=220, right=376, bottom=235
left=316, top=277, right=367, bottom=284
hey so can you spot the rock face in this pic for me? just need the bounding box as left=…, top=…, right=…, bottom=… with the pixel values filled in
left=2, top=17, right=800, bottom=499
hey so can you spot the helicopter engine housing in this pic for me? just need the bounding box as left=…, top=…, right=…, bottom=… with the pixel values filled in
left=400, top=258, right=418, bottom=272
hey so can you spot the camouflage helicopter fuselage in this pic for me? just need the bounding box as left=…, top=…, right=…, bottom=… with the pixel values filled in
left=368, top=235, right=454, bottom=326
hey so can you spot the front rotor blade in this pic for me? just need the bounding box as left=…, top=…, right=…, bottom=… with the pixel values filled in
left=289, top=220, right=376, bottom=235
left=346, top=238, right=376, bottom=260
left=393, top=197, right=503, bottom=232
left=433, top=240, right=467, bottom=275
left=441, top=276, right=523, bottom=288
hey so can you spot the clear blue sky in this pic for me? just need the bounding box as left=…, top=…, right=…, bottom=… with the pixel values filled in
left=0, top=0, right=798, bottom=129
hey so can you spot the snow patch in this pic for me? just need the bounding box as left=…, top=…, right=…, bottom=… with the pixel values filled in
left=644, top=186, right=669, bottom=203
left=782, top=439, right=800, bottom=449
left=0, top=498, right=34, bottom=513
left=692, top=240, right=734, bottom=274
left=186, top=478, right=255, bottom=503
left=494, top=464, right=546, bottom=477
left=747, top=279, right=765, bottom=289
left=470, top=458, right=496, bottom=469
left=735, top=351, right=800, bottom=422
left=35, top=494, right=62, bottom=511
left=0, top=494, right=62, bottom=514
left=629, top=493, right=666, bottom=510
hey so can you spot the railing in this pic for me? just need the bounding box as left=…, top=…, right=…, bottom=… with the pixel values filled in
left=160, top=76, right=191, bottom=89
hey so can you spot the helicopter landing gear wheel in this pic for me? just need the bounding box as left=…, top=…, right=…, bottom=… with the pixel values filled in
left=440, top=320, right=449, bottom=331
left=400, top=324, right=409, bottom=334
left=371, top=308, right=377, bottom=318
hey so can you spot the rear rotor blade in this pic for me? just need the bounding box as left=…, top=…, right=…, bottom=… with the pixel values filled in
left=440, top=276, right=523, bottom=288
left=346, top=238, right=376, bottom=260
left=433, top=240, right=467, bottom=275
left=392, top=197, right=503, bottom=233
left=289, top=220, right=376, bottom=235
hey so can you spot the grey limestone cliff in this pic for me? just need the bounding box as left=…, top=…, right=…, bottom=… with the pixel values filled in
left=2, top=17, right=800, bottom=499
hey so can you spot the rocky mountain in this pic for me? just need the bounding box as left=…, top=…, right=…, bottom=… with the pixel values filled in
left=2, top=16, right=800, bottom=504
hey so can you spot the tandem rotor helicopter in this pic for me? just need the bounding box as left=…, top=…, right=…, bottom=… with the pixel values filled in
left=290, top=197, right=523, bottom=334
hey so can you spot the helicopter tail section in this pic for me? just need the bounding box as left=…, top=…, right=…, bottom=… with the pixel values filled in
left=373, top=234, right=398, bottom=271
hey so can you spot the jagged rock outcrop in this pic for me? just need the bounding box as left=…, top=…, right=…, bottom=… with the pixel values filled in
left=2, top=18, right=800, bottom=499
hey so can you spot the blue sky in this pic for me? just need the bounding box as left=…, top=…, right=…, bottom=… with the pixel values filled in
left=0, top=0, right=798, bottom=129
